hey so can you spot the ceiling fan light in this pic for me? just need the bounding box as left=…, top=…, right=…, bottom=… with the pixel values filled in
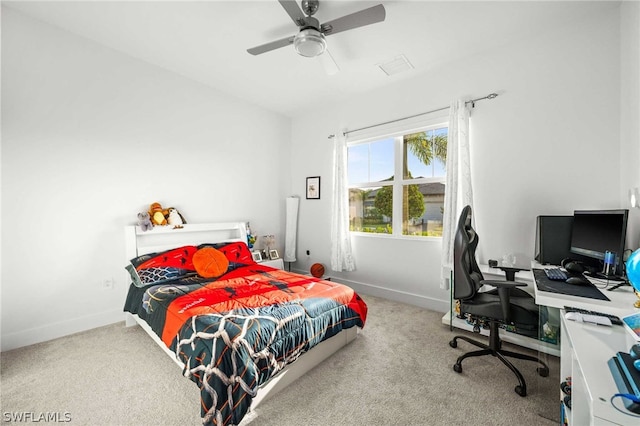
left=294, top=29, right=326, bottom=57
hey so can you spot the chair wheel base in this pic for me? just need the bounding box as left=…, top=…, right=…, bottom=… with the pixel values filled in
left=537, top=366, right=549, bottom=377
left=453, top=363, right=462, bottom=373
left=515, top=385, right=527, bottom=397
left=449, top=340, right=457, bottom=348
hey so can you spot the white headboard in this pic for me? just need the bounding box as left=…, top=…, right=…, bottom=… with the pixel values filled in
left=124, top=222, right=248, bottom=260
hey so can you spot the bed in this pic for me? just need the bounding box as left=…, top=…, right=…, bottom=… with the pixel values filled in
left=122, top=222, right=367, bottom=426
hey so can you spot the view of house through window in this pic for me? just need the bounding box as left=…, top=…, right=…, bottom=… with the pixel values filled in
left=348, top=125, right=448, bottom=237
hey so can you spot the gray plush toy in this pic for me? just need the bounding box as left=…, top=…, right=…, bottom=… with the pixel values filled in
left=137, top=211, right=153, bottom=231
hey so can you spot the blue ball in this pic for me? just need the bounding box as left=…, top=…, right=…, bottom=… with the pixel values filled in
left=627, top=249, right=640, bottom=293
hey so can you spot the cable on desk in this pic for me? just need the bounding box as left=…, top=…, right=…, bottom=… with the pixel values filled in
left=584, top=274, right=626, bottom=290
left=589, top=277, right=612, bottom=289
left=609, top=393, right=640, bottom=417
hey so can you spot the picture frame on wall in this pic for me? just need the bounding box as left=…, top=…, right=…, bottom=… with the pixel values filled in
left=306, top=176, right=320, bottom=199
left=251, top=251, right=263, bottom=262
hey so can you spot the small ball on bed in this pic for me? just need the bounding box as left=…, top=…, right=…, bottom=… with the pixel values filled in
left=193, top=247, right=229, bottom=278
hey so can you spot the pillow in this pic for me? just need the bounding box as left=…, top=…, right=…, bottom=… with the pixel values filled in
left=198, top=241, right=256, bottom=267
left=193, top=247, right=229, bottom=278
left=126, top=245, right=198, bottom=288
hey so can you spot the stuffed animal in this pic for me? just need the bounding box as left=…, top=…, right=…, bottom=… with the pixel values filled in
left=148, top=202, right=168, bottom=226
left=137, top=212, right=153, bottom=231
left=167, top=208, right=186, bottom=226
left=246, top=222, right=256, bottom=248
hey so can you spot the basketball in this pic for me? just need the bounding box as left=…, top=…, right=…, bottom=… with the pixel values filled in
left=310, top=263, right=325, bottom=278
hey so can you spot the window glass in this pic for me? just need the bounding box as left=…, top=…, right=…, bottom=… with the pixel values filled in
left=349, top=186, right=392, bottom=234
left=348, top=138, right=394, bottom=184
left=403, top=127, right=447, bottom=179
left=348, top=124, right=448, bottom=238
left=402, top=183, right=445, bottom=236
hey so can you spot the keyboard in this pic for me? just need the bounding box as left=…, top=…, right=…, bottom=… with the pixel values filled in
left=564, top=305, right=623, bottom=325
left=544, top=268, right=568, bottom=281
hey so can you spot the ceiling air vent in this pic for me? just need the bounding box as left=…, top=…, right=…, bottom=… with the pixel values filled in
left=378, top=54, right=414, bottom=76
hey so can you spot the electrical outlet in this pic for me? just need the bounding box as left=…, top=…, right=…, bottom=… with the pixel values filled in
left=101, top=278, right=114, bottom=290
left=440, top=277, right=450, bottom=291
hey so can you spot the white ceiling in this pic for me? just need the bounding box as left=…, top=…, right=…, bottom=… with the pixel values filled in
left=4, top=0, right=620, bottom=118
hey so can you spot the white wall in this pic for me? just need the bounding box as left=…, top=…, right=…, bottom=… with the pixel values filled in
left=620, top=1, right=640, bottom=250
left=2, top=3, right=638, bottom=351
left=0, top=8, right=291, bottom=351
left=289, top=5, right=634, bottom=311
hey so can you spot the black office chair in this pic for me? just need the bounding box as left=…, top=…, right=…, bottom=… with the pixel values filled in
left=449, top=205, right=549, bottom=397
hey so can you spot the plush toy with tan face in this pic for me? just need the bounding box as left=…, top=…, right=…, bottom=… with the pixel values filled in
left=149, top=202, right=168, bottom=226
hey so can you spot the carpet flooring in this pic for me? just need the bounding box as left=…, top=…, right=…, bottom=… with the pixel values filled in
left=1, top=295, right=559, bottom=425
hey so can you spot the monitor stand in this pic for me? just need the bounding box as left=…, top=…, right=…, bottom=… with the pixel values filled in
left=607, top=280, right=631, bottom=291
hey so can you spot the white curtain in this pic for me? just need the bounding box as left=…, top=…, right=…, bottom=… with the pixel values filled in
left=440, top=99, right=474, bottom=289
left=330, top=132, right=356, bottom=272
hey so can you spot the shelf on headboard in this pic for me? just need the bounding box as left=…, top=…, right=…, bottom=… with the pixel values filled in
left=125, top=222, right=248, bottom=258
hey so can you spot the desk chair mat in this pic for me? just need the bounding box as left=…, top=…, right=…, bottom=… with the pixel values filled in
left=532, top=269, right=610, bottom=301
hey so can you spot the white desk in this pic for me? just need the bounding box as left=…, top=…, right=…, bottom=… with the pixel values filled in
left=533, top=266, right=637, bottom=317
left=532, top=264, right=639, bottom=425
left=560, top=313, right=637, bottom=425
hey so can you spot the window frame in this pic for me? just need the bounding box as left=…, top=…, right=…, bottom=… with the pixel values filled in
left=347, top=114, right=449, bottom=239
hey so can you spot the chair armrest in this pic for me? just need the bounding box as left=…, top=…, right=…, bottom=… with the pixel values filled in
left=479, top=280, right=527, bottom=322
left=492, top=265, right=530, bottom=281
left=480, top=280, right=526, bottom=288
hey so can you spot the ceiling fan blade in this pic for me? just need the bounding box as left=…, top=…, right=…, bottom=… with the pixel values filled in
left=318, top=49, right=340, bottom=75
left=278, top=0, right=307, bottom=27
left=321, top=4, right=386, bottom=36
left=247, top=35, right=295, bottom=55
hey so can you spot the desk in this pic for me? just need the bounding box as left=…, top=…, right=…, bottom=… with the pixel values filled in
left=532, top=263, right=639, bottom=425
left=533, top=265, right=635, bottom=318
left=561, top=314, right=637, bottom=425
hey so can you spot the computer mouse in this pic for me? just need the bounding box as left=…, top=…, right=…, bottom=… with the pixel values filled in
left=566, top=276, right=587, bottom=285
left=564, top=262, right=585, bottom=274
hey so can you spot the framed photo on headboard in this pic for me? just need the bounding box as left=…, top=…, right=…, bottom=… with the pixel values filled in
left=306, top=176, right=320, bottom=199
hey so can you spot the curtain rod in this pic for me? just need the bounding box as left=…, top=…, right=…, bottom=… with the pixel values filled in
left=328, top=93, right=498, bottom=139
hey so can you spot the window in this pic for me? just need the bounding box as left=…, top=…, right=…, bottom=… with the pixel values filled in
left=348, top=124, right=448, bottom=237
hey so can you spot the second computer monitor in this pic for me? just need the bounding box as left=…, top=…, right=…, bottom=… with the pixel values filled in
left=570, top=209, right=629, bottom=276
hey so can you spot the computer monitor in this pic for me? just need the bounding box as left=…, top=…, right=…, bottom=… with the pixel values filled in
left=535, top=215, right=574, bottom=265
left=570, top=209, right=629, bottom=276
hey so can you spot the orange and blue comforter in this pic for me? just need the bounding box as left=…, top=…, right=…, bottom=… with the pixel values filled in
left=124, top=262, right=367, bottom=426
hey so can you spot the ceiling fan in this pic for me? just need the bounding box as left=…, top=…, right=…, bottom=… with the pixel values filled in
left=247, top=0, right=386, bottom=74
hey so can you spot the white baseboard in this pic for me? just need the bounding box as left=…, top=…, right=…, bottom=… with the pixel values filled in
left=1, top=309, right=124, bottom=352
left=290, top=268, right=449, bottom=313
